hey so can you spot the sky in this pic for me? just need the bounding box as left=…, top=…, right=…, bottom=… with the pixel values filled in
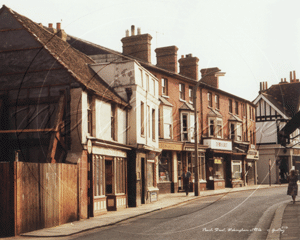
left=4, top=0, right=300, bottom=101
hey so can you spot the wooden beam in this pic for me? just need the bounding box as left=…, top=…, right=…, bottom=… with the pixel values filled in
left=47, top=91, right=66, bottom=163
left=0, top=129, right=55, bottom=133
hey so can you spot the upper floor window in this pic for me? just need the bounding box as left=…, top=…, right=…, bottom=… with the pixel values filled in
left=140, top=69, right=144, bottom=88
left=229, top=99, right=233, bottom=113
left=111, top=104, right=116, bottom=140
left=179, top=83, right=185, bottom=100
left=181, top=111, right=194, bottom=142
left=235, top=101, right=239, bottom=115
left=208, top=117, right=223, bottom=138
left=87, top=95, right=93, bottom=136
left=152, top=108, right=156, bottom=140
left=146, top=74, right=150, bottom=92
left=160, top=105, right=172, bottom=139
left=141, top=101, right=145, bottom=136
left=162, top=78, right=168, bottom=96
left=189, top=86, right=193, bottom=103
left=229, top=122, right=242, bottom=141
left=208, top=92, right=212, bottom=107
left=215, top=95, right=219, bottom=109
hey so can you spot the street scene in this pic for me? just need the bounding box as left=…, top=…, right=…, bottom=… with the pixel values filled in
left=1, top=1, right=300, bottom=240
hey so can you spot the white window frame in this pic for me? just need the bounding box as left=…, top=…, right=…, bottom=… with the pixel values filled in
left=229, top=122, right=242, bottom=141
left=181, top=111, right=194, bottom=142
left=179, top=83, right=185, bottom=100
left=208, top=117, right=223, bottom=138
left=232, top=160, right=242, bottom=179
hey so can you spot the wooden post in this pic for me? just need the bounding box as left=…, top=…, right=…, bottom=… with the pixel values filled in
left=47, top=91, right=65, bottom=163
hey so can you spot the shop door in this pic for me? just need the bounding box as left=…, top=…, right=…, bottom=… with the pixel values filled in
left=105, top=160, right=113, bottom=194
left=141, top=157, right=145, bottom=204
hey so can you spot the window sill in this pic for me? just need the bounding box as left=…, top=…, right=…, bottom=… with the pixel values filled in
left=162, top=95, right=169, bottom=99
left=179, top=99, right=186, bottom=102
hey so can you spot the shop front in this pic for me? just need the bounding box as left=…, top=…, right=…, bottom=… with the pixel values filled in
left=203, top=139, right=232, bottom=190
left=245, top=144, right=259, bottom=185
left=127, top=145, right=160, bottom=207
left=88, top=139, right=130, bottom=216
left=158, top=141, right=183, bottom=194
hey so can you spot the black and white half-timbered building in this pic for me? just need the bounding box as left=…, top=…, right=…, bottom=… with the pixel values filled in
left=254, top=72, right=300, bottom=184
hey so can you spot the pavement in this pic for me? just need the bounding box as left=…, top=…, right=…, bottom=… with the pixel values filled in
left=11, top=184, right=298, bottom=239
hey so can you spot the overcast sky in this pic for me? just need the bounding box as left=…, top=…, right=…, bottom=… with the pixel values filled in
left=5, top=0, right=300, bottom=101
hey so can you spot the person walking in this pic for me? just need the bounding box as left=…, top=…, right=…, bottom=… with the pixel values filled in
left=287, top=168, right=298, bottom=204
left=182, top=167, right=191, bottom=196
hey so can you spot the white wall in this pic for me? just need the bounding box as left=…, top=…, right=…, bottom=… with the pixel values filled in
left=117, top=108, right=127, bottom=144
left=256, top=121, right=277, bottom=144
left=95, top=99, right=111, bottom=140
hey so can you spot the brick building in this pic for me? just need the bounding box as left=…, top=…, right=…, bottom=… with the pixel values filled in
left=67, top=25, right=257, bottom=193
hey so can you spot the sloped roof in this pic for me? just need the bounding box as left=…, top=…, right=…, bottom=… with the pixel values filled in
left=159, top=97, right=173, bottom=107
left=228, top=113, right=242, bottom=122
left=207, top=108, right=223, bottom=118
left=2, top=5, right=128, bottom=106
left=262, top=82, right=300, bottom=117
left=179, top=101, right=194, bottom=111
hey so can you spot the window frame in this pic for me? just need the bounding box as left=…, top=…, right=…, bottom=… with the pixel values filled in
left=179, top=83, right=185, bottom=100
left=208, top=92, right=212, bottom=107
left=162, top=78, right=168, bottom=96
left=229, top=99, right=233, bottom=113
left=215, top=94, right=219, bottom=110
left=189, top=86, right=193, bottom=103
left=141, top=101, right=145, bottom=136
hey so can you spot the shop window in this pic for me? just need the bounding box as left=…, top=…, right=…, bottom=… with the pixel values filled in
left=94, top=155, right=105, bottom=197
left=147, top=161, right=154, bottom=187
left=199, top=153, right=206, bottom=181
left=105, top=160, right=113, bottom=194
left=116, top=158, right=126, bottom=194
left=232, top=160, right=242, bottom=179
left=159, top=151, right=172, bottom=182
left=162, top=78, right=168, bottom=96
left=208, top=158, right=224, bottom=180
left=181, top=111, right=194, bottom=142
left=179, top=83, right=185, bottom=100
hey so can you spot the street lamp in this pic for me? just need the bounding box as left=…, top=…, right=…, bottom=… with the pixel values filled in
left=193, top=69, right=225, bottom=196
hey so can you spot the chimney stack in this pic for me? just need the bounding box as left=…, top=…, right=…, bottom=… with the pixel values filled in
left=121, top=25, right=152, bottom=63
left=200, top=67, right=222, bottom=88
left=56, top=22, right=67, bottom=41
left=178, top=54, right=199, bottom=80
left=155, top=46, right=178, bottom=73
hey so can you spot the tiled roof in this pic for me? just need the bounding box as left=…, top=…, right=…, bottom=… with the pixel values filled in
left=262, top=82, right=300, bottom=117
left=3, top=5, right=128, bottom=106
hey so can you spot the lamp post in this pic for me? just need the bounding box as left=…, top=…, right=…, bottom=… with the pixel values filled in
left=193, top=69, right=224, bottom=196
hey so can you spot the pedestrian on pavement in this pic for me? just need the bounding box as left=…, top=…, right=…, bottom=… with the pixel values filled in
left=182, top=167, right=191, bottom=196
left=287, top=168, right=298, bottom=204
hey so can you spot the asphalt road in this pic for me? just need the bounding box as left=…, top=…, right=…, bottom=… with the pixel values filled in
left=69, top=186, right=289, bottom=240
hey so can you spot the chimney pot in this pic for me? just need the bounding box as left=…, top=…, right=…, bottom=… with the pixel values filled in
left=181, top=55, right=184, bottom=58
left=56, top=22, right=61, bottom=30
left=48, top=23, right=53, bottom=28
left=131, top=25, right=135, bottom=36
left=290, top=71, right=293, bottom=82
left=137, top=27, right=141, bottom=35
left=125, top=30, right=129, bottom=37
left=293, top=70, right=296, bottom=82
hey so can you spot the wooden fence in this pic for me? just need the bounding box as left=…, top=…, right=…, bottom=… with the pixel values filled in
left=0, top=162, right=78, bottom=237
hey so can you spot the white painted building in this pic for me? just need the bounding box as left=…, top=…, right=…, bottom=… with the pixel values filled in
left=91, top=60, right=161, bottom=206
